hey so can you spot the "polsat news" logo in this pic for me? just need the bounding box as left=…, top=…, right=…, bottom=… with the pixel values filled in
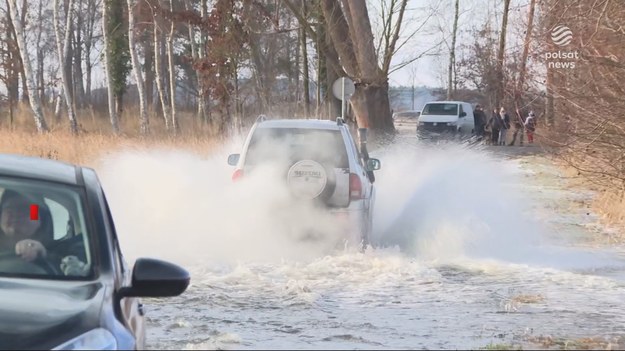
left=546, top=25, right=578, bottom=69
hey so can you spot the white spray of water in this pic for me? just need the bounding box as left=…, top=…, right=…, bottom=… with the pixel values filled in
left=95, top=136, right=625, bottom=350
left=371, top=139, right=622, bottom=271
left=95, top=136, right=618, bottom=272
left=96, top=135, right=357, bottom=268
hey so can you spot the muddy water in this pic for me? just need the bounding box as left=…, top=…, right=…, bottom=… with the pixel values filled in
left=97, top=137, right=625, bottom=350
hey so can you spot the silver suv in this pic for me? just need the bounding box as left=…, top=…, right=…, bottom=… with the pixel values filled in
left=227, top=116, right=381, bottom=248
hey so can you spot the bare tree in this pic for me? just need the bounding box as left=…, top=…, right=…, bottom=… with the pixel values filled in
left=153, top=3, right=171, bottom=130
left=183, top=0, right=207, bottom=123
left=495, top=0, right=511, bottom=108
left=284, top=0, right=412, bottom=133
left=514, top=0, right=537, bottom=113
left=127, top=0, right=148, bottom=134
left=54, top=0, right=78, bottom=133
left=83, top=0, right=102, bottom=106
left=299, top=0, right=310, bottom=117
left=447, top=0, right=459, bottom=100
left=35, top=0, right=46, bottom=104
left=102, top=0, right=119, bottom=133
left=7, top=0, right=48, bottom=132
left=166, top=0, right=177, bottom=134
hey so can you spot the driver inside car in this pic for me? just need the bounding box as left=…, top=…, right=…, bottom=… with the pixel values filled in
left=0, top=190, right=52, bottom=262
left=0, top=189, right=88, bottom=276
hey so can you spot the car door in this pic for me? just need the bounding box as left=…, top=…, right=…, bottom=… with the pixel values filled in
left=458, top=103, right=467, bottom=132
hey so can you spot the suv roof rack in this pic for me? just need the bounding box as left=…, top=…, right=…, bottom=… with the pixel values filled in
left=336, top=117, right=345, bottom=126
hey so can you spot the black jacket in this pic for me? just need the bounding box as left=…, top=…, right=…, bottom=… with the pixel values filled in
left=473, top=109, right=487, bottom=128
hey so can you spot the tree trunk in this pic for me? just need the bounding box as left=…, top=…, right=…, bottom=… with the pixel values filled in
left=6, top=0, right=30, bottom=104
left=5, top=1, right=19, bottom=104
left=300, top=0, right=310, bottom=117
left=324, top=28, right=340, bottom=120
left=350, top=82, right=393, bottom=131
left=127, top=0, right=149, bottom=135
left=85, top=56, right=93, bottom=106
left=447, top=0, right=459, bottom=100
left=54, top=90, right=63, bottom=120
left=545, top=60, right=555, bottom=127
left=73, top=0, right=85, bottom=110
left=167, top=0, right=178, bottom=134
left=143, top=35, right=154, bottom=109
left=515, top=0, right=536, bottom=111
left=18, top=0, right=28, bottom=103
left=7, top=0, right=48, bottom=132
left=496, top=0, right=511, bottom=108
left=54, top=0, right=78, bottom=134
left=197, top=0, right=207, bottom=124
left=315, top=19, right=322, bottom=117
left=37, top=50, right=44, bottom=104
left=84, top=0, right=98, bottom=106
left=102, top=0, right=119, bottom=133
left=184, top=0, right=205, bottom=123
left=153, top=13, right=171, bottom=129
left=317, top=0, right=394, bottom=132
left=36, top=0, right=45, bottom=104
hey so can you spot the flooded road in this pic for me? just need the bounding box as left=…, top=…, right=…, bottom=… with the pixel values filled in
left=98, top=137, right=625, bottom=350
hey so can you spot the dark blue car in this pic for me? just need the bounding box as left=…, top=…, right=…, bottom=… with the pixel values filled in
left=0, top=154, right=190, bottom=350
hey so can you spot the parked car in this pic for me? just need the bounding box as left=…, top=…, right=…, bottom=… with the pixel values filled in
left=0, top=154, right=190, bottom=350
left=392, top=110, right=421, bottom=133
left=227, top=116, right=381, bottom=248
left=416, top=101, right=475, bottom=140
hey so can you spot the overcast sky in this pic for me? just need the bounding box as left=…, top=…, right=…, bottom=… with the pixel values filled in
left=378, top=0, right=533, bottom=88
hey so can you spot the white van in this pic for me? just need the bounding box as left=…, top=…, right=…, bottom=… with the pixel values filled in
left=416, top=101, right=475, bottom=138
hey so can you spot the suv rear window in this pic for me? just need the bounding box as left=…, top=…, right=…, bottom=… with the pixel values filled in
left=245, top=128, right=349, bottom=168
left=421, top=103, right=458, bottom=116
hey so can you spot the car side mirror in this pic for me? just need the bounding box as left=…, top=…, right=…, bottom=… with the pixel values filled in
left=118, top=258, right=190, bottom=298
left=227, top=154, right=240, bottom=166
left=459, top=112, right=467, bottom=117
left=365, top=158, right=381, bottom=172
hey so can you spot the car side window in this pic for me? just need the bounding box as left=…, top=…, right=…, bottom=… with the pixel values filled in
left=345, top=129, right=363, bottom=166
left=45, top=198, right=72, bottom=240
left=459, top=104, right=464, bottom=115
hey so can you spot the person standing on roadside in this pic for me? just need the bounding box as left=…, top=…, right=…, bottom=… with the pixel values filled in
left=473, top=104, right=487, bottom=142
left=487, top=108, right=502, bottom=145
left=524, top=111, right=537, bottom=143
left=509, top=108, right=525, bottom=146
left=499, top=107, right=511, bottom=146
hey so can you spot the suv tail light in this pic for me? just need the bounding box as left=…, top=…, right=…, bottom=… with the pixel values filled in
left=349, top=173, right=362, bottom=199
left=232, top=169, right=244, bottom=182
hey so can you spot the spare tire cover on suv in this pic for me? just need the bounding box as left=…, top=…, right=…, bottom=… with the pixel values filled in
left=286, top=160, right=332, bottom=199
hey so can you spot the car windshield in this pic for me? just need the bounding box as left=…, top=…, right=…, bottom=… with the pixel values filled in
left=421, top=103, right=459, bottom=116
left=0, top=177, right=94, bottom=280
left=245, top=128, right=349, bottom=168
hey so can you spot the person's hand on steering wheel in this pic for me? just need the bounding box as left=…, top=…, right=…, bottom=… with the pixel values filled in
left=15, top=239, right=47, bottom=262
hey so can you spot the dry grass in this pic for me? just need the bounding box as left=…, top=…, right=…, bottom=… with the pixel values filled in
left=546, top=155, right=625, bottom=242
left=525, top=335, right=625, bottom=350
left=0, top=104, right=221, bottom=167
left=593, top=191, right=625, bottom=231
left=510, top=294, right=545, bottom=304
